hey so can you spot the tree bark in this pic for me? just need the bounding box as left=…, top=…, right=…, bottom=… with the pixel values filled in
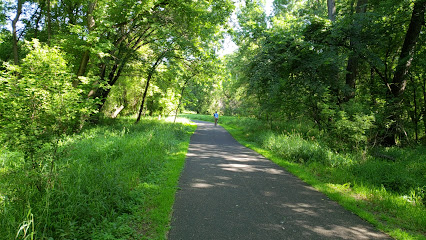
left=344, top=0, right=368, bottom=101
left=33, top=5, right=42, bottom=39
left=86, top=56, right=126, bottom=114
left=12, top=0, right=23, bottom=65
left=327, top=0, right=336, bottom=21
left=98, top=63, right=125, bottom=110
left=326, top=0, right=340, bottom=103
left=47, top=0, right=52, bottom=45
left=411, top=76, right=418, bottom=141
left=390, top=0, right=425, bottom=98
left=136, top=52, right=166, bottom=123
left=423, top=77, right=426, bottom=137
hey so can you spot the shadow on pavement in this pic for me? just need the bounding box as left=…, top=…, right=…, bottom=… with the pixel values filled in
left=169, top=121, right=390, bottom=240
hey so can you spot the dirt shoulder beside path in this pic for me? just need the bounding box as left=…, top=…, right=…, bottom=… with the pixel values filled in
left=168, top=120, right=390, bottom=240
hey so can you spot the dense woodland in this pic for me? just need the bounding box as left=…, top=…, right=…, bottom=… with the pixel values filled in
left=1, top=0, right=425, bottom=150
left=0, top=0, right=425, bottom=239
left=224, top=0, right=426, bottom=148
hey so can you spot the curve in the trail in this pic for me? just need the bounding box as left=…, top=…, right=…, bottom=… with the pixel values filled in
left=168, top=120, right=390, bottom=240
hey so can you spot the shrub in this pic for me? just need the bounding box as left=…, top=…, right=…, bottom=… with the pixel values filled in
left=260, top=131, right=328, bottom=164
left=0, top=40, right=96, bottom=159
left=332, top=111, right=375, bottom=149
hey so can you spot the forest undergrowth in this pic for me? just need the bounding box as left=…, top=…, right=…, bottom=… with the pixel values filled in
left=0, top=117, right=195, bottom=240
left=183, top=114, right=426, bottom=240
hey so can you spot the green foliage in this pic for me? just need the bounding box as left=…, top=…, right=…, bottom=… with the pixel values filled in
left=1, top=40, right=96, bottom=156
left=0, top=1, right=10, bottom=27
left=0, top=117, right=195, bottom=239
left=1, top=0, right=234, bottom=119
left=333, top=110, right=375, bottom=148
left=222, top=0, right=426, bottom=146
left=260, top=131, right=329, bottom=165
left=318, top=100, right=377, bottom=150
left=0, top=29, right=12, bottom=62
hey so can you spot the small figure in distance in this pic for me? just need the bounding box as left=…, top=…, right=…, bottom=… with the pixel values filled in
left=213, top=111, right=219, bottom=126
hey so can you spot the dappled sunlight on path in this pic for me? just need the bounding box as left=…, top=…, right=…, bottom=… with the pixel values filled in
left=169, top=120, right=390, bottom=240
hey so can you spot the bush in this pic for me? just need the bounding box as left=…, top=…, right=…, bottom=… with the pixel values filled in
left=332, top=111, right=375, bottom=149
left=260, top=131, right=328, bottom=164
left=0, top=40, right=96, bottom=158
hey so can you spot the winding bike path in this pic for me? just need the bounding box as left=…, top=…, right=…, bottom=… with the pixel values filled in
left=168, top=120, right=390, bottom=240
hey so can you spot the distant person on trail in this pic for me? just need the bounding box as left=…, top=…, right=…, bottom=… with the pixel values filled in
left=213, top=111, right=219, bottom=126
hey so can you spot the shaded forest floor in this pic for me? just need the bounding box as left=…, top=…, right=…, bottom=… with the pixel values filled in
left=182, top=114, right=426, bottom=240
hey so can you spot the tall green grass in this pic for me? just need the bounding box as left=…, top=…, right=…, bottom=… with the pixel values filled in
left=0, top=117, right=195, bottom=239
left=183, top=114, right=426, bottom=239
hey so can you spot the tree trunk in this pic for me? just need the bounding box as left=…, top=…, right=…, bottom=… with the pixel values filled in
left=411, top=76, right=418, bottom=141
left=47, top=0, right=52, bottom=45
left=136, top=53, right=166, bottom=123
left=174, top=79, right=189, bottom=123
left=344, top=0, right=368, bottom=101
left=76, top=51, right=90, bottom=78
left=327, top=0, right=336, bottom=21
left=423, top=77, right=426, bottom=137
left=33, top=6, right=42, bottom=39
left=391, top=0, right=425, bottom=98
left=326, top=0, right=340, bottom=103
left=344, top=56, right=358, bottom=100
left=99, top=63, right=124, bottom=110
left=383, top=0, right=425, bottom=145
left=87, top=59, right=125, bottom=113
left=74, top=1, right=97, bottom=87
left=12, top=0, right=23, bottom=65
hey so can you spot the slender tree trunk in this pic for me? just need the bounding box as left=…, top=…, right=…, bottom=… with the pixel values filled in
left=344, top=0, right=368, bottom=101
left=75, top=1, right=97, bottom=87
left=326, top=0, right=341, bottom=103
left=411, top=76, right=418, bottom=141
left=327, top=0, right=336, bottom=21
left=136, top=53, right=166, bottom=123
left=76, top=51, right=90, bottom=78
left=370, top=68, right=376, bottom=105
left=423, top=77, right=426, bottom=137
left=47, top=0, right=52, bottom=45
left=174, top=79, right=189, bottom=123
left=12, top=0, right=23, bottom=65
left=33, top=6, right=42, bottom=39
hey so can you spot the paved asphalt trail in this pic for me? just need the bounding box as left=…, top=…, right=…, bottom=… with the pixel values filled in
left=168, top=120, right=390, bottom=240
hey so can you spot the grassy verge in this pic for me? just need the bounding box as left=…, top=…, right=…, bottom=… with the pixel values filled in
left=183, top=114, right=426, bottom=240
left=0, top=117, right=195, bottom=239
